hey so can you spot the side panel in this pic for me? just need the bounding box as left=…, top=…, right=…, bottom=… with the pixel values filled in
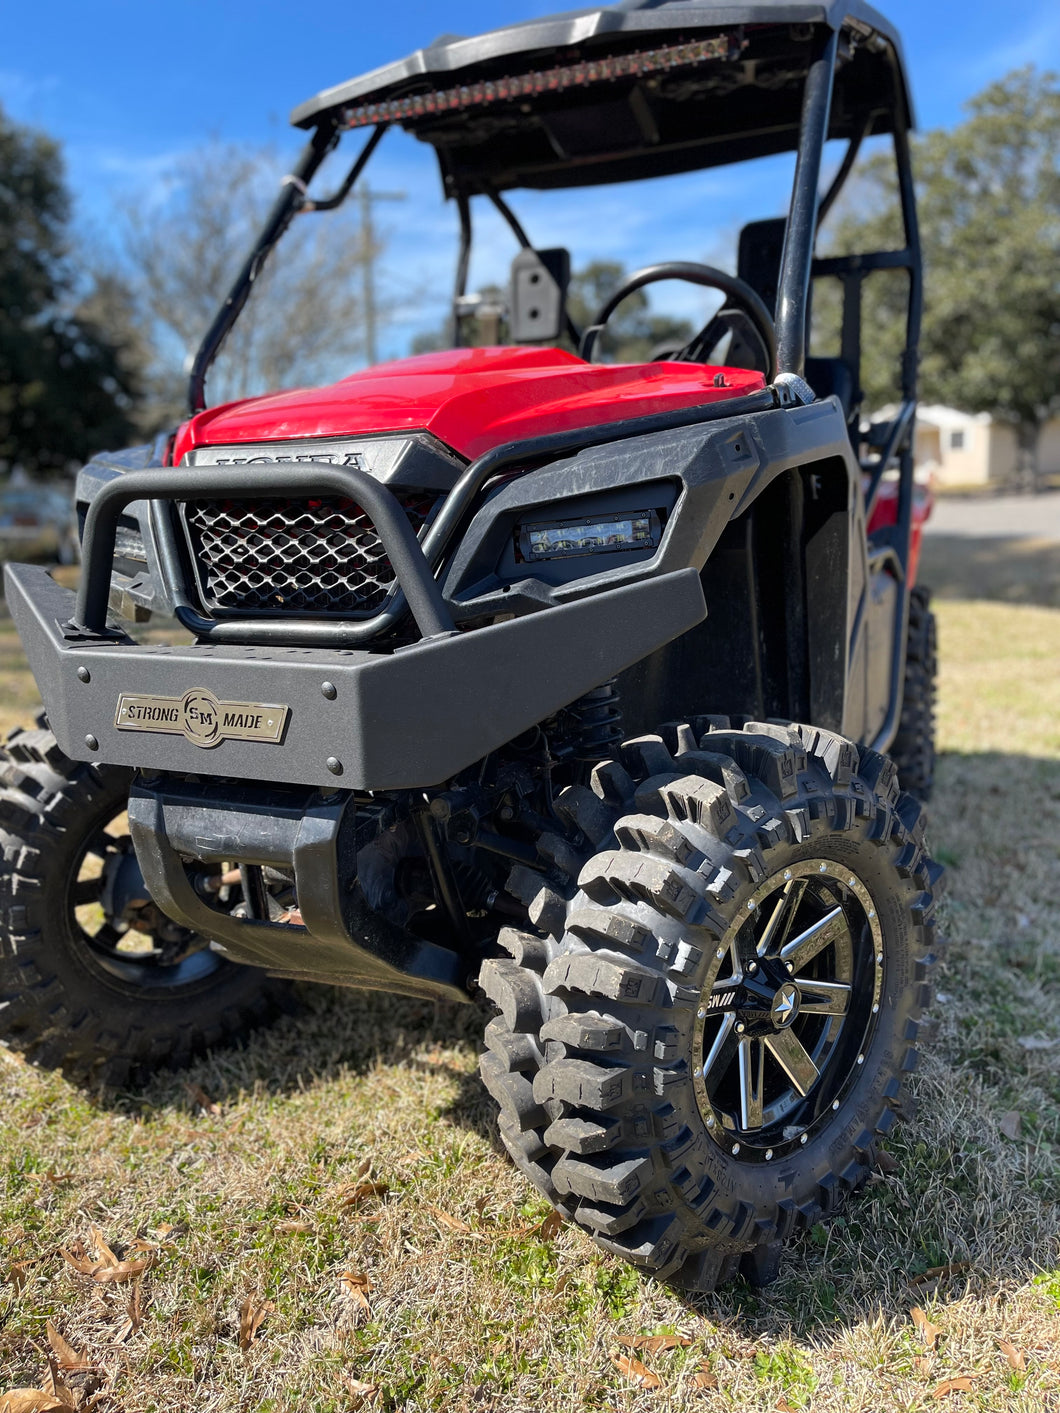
left=618, top=457, right=855, bottom=736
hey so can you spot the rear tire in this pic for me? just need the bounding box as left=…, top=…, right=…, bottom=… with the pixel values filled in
left=0, top=722, right=288, bottom=1085
left=479, top=719, right=940, bottom=1291
left=890, top=584, right=937, bottom=802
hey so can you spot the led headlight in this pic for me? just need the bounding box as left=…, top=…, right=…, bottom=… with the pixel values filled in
left=516, top=509, right=663, bottom=563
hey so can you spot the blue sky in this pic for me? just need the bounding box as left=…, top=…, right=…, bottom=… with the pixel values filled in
left=3, top=0, right=1059, bottom=362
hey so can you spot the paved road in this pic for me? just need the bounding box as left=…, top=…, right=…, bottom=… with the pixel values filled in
left=924, top=490, right=1060, bottom=541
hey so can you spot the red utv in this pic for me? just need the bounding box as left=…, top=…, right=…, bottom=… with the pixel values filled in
left=1, top=0, right=939, bottom=1290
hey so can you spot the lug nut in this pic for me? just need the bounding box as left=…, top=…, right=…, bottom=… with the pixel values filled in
left=735, top=1022, right=745, bottom=1034
left=747, top=961, right=757, bottom=973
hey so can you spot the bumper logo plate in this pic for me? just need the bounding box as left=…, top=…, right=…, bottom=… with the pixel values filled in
left=114, top=689, right=288, bottom=749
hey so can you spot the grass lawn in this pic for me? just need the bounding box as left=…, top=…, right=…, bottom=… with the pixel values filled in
left=0, top=552, right=1058, bottom=1411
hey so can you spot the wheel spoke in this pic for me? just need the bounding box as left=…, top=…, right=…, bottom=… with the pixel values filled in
left=701, top=1012, right=739, bottom=1095
left=779, top=904, right=849, bottom=970
left=798, top=979, right=852, bottom=1016
left=738, top=1037, right=765, bottom=1129
left=764, top=1027, right=820, bottom=1096
left=757, top=876, right=808, bottom=957
left=73, top=876, right=105, bottom=906
left=82, top=829, right=118, bottom=861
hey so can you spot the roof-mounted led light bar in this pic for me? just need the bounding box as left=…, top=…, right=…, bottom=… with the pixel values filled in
left=342, top=33, right=743, bottom=129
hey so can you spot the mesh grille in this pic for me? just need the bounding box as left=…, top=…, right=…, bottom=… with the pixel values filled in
left=182, top=493, right=437, bottom=616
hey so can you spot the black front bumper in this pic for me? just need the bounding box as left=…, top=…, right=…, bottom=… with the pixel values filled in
left=5, top=561, right=705, bottom=791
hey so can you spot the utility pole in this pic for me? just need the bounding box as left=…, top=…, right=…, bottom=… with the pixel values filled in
left=358, top=184, right=405, bottom=365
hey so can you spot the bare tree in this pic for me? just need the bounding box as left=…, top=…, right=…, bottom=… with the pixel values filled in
left=121, top=143, right=370, bottom=420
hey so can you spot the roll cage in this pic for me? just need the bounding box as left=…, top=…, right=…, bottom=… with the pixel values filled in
left=186, top=0, right=922, bottom=577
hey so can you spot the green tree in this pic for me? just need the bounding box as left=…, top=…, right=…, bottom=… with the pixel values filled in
left=0, top=106, right=139, bottom=475
left=820, top=67, right=1060, bottom=478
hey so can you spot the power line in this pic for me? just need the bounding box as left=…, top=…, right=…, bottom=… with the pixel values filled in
left=358, top=184, right=405, bottom=365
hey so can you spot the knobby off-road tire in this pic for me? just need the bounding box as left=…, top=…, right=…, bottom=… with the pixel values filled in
left=890, top=584, right=937, bottom=802
left=0, top=722, right=287, bottom=1085
left=480, top=719, right=941, bottom=1291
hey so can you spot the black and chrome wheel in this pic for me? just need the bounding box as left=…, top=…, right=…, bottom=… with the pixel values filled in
left=0, top=721, right=287, bottom=1084
left=480, top=719, right=941, bottom=1292
left=693, top=858, right=883, bottom=1163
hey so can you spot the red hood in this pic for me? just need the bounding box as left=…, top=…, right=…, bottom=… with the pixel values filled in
left=172, top=346, right=765, bottom=464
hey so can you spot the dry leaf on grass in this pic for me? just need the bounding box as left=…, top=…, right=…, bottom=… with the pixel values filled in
left=45, top=1324, right=93, bottom=1373
left=999, top=1111, right=1022, bottom=1140
left=274, top=1220, right=314, bottom=1234
left=692, top=1363, right=719, bottom=1389
left=7, top=1261, right=34, bottom=1293
left=910, top=1307, right=943, bottom=1349
left=238, top=1295, right=274, bottom=1351
left=533, top=1210, right=564, bottom=1242
left=425, top=1204, right=471, bottom=1234
left=618, top=1334, right=692, bottom=1354
left=0, top=1392, right=74, bottom=1413
left=339, top=1181, right=390, bottom=1209
left=998, top=1339, right=1026, bottom=1371
left=345, top=1376, right=379, bottom=1405
left=61, top=1247, right=154, bottom=1284
left=776, top=1401, right=797, bottom=1413
left=909, top=1262, right=971, bottom=1287
left=610, top=1350, right=664, bottom=1391
left=25, top=1171, right=74, bottom=1186
left=61, top=1227, right=156, bottom=1285
left=117, top=1281, right=144, bottom=1343
left=931, top=1376, right=976, bottom=1398
left=185, top=1082, right=220, bottom=1115
left=338, top=1271, right=372, bottom=1313
left=40, top=1364, right=76, bottom=1412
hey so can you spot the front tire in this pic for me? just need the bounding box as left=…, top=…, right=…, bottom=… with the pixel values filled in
left=480, top=719, right=940, bottom=1290
left=0, top=723, right=288, bottom=1084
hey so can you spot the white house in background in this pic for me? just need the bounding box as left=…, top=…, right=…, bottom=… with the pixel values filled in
left=910, top=405, right=1060, bottom=488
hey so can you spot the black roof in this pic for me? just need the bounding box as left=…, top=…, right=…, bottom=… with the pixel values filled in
left=291, top=0, right=913, bottom=193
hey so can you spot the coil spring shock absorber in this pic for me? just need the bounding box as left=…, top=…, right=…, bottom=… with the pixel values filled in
left=550, top=679, right=624, bottom=764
